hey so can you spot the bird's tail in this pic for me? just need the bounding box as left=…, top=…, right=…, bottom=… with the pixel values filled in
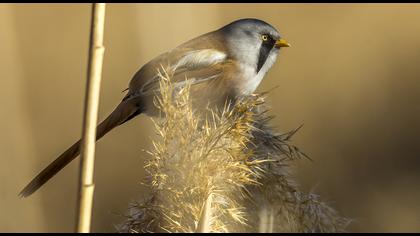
left=19, top=99, right=141, bottom=198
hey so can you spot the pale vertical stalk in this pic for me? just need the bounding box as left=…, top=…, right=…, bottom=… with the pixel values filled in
left=75, top=3, right=106, bottom=233
left=258, top=206, right=269, bottom=233
left=268, top=207, right=275, bottom=233
left=196, top=193, right=213, bottom=233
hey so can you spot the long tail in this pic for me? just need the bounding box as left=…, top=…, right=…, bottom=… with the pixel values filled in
left=19, top=99, right=141, bottom=198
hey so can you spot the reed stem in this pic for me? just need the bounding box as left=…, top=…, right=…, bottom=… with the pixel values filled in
left=75, top=3, right=106, bottom=233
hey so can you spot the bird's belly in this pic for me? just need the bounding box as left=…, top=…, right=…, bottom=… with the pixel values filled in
left=142, top=78, right=235, bottom=118
left=189, top=79, right=236, bottom=114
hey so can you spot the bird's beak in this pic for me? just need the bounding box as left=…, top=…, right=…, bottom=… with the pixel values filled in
left=275, top=38, right=291, bottom=48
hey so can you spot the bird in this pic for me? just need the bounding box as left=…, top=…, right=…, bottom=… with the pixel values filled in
left=19, top=18, right=290, bottom=197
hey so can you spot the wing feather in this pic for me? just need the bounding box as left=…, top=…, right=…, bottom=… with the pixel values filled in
left=127, top=48, right=228, bottom=98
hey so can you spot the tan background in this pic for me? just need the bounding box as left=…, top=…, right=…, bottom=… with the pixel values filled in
left=1, top=3, right=420, bottom=232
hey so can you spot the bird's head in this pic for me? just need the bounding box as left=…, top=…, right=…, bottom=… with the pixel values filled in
left=219, top=18, right=290, bottom=74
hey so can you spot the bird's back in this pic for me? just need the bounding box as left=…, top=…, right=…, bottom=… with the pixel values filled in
left=123, top=30, right=242, bottom=116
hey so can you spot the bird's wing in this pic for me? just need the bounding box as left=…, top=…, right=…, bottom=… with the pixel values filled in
left=124, top=47, right=232, bottom=100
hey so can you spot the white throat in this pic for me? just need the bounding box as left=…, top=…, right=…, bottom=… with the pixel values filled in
left=239, top=51, right=278, bottom=95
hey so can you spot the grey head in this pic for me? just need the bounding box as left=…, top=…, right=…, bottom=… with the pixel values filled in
left=218, top=18, right=290, bottom=73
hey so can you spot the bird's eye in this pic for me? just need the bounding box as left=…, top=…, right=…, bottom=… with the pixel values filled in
left=261, top=34, right=269, bottom=41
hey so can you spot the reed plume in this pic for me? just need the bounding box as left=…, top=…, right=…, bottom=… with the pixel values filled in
left=119, top=67, right=266, bottom=233
left=241, top=104, right=351, bottom=232
left=118, top=68, right=350, bottom=233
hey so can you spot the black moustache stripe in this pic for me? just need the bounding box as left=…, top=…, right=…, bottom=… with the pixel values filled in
left=257, top=39, right=275, bottom=73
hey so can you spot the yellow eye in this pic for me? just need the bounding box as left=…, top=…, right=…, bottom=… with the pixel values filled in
left=261, top=34, right=269, bottom=41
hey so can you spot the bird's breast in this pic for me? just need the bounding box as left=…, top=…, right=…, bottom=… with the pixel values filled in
left=234, top=51, right=278, bottom=96
left=234, top=63, right=262, bottom=96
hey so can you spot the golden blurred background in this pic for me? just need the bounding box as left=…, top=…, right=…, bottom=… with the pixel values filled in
left=1, top=3, right=420, bottom=232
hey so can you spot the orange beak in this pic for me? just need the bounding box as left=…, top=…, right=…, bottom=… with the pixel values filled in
left=275, top=38, right=291, bottom=48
